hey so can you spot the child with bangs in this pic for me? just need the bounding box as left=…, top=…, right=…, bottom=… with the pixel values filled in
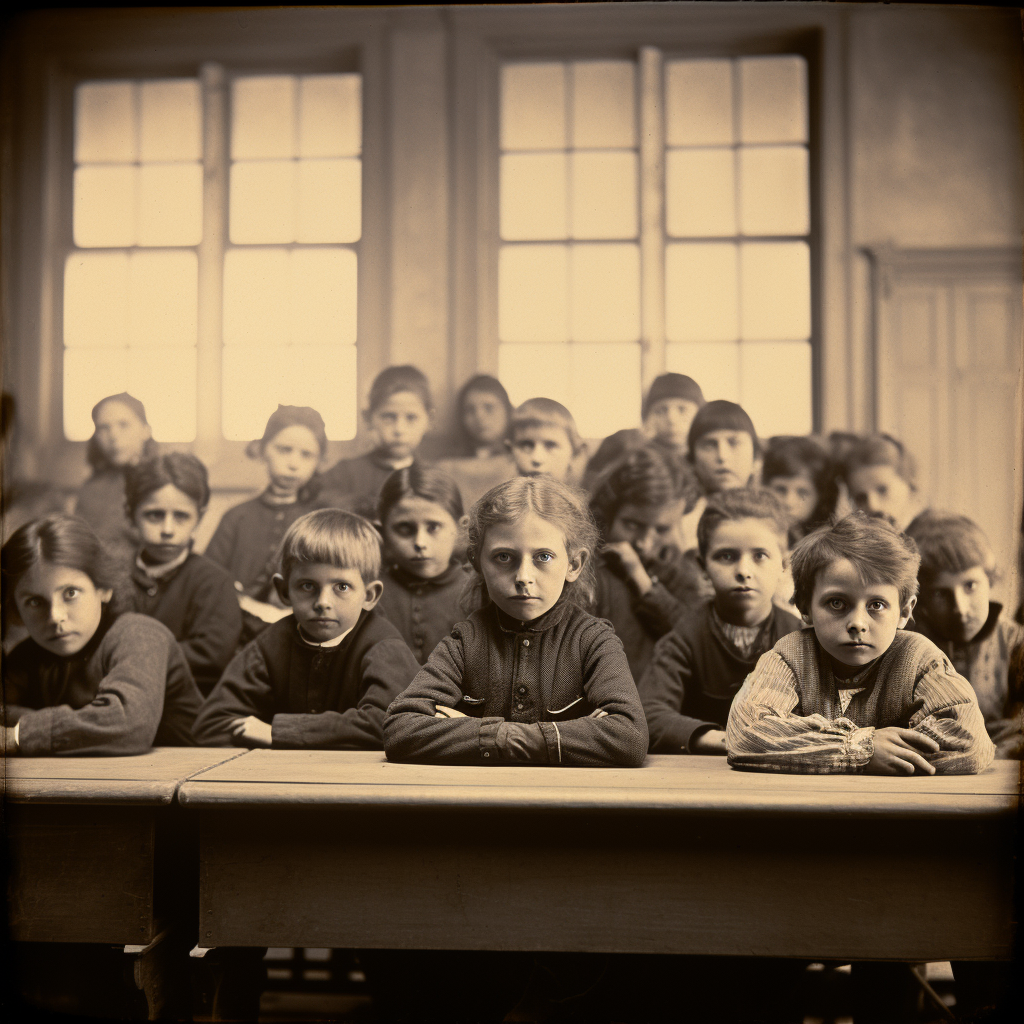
left=906, top=510, right=1024, bottom=759
left=383, top=475, right=648, bottom=767
left=726, top=512, right=994, bottom=774
left=507, top=398, right=585, bottom=485
left=377, top=465, right=470, bottom=664
left=639, top=489, right=802, bottom=755
left=687, top=400, right=760, bottom=496
left=762, top=435, right=840, bottom=544
left=589, top=444, right=711, bottom=682
left=193, top=508, right=419, bottom=749
left=839, top=433, right=921, bottom=528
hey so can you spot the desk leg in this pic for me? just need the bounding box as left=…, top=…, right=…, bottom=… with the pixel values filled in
left=124, top=928, right=193, bottom=1021
left=189, top=946, right=266, bottom=1023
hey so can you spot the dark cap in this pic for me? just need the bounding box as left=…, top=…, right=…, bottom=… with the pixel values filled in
left=247, top=405, right=328, bottom=458
left=687, top=400, right=760, bottom=455
left=642, top=374, right=706, bottom=420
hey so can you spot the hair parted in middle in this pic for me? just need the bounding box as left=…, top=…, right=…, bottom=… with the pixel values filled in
left=277, top=508, right=382, bottom=586
left=125, top=452, right=211, bottom=517
left=509, top=397, right=583, bottom=453
left=905, top=509, right=999, bottom=586
left=589, top=444, right=701, bottom=537
left=377, top=464, right=465, bottom=527
left=696, top=487, right=792, bottom=559
left=789, top=510, right=921, bottom=616
left=366, top=364, right=434, bottom=415
left=465, top=476, right=599, bottom=612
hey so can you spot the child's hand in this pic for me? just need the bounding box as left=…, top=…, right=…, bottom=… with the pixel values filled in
left=868, top=727, right=939, bottom=775
left=230, top=716, right=273, bottom=748
left=434, top=705, right=469, bottom=719
left=603, top=542, right=653, bottom=595
left=690, top=728, right=727, bottom=755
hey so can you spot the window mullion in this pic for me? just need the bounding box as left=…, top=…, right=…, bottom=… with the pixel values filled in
left=638, top=46, right=665, bottom=391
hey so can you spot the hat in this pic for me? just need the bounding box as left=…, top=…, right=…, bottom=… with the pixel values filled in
left=687, top=400, right=760, bottom=454
left=247, top=405, right=328, bottom=459
left=642, top=374, right=706, bottom=420
left=91, top=392, right=148, bottom=425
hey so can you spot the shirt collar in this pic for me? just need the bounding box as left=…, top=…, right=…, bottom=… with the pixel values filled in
left=135, top=547, right=190, bottom=581
left=492, top=593, right=570, bottom=635
left=388, top=559, right=465, bottom=589
left=259, top=487, right=299, bottom=508
left=296, top=621, right=354, bottom=648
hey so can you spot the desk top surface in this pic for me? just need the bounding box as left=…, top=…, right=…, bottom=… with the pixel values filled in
left=178, top=750, right=1022, bottom=817
left=4, top=747, right=245, bottom=805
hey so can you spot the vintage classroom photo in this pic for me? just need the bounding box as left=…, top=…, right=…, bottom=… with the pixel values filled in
left=1, top=3, right=1021, bottom=1023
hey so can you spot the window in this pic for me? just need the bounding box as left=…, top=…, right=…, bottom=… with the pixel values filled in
left=63, top=70, right=362, bottom=444
left=497, top=54, right=813, bottom=438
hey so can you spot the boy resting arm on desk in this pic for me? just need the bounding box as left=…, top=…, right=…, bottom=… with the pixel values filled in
left=726, top=512, right=994, bottom=775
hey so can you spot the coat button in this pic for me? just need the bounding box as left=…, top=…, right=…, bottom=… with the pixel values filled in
left=482, top=752, right=490, bottom=758
left=148, top=588, right=157, bottom=596
left=522, top=639, right=530, bottom=647
left=516, top=703, right=524, bottom=711
left=518, top=686, right=526, bottom=694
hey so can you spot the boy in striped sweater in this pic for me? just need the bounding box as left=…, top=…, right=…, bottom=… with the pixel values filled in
left=726, top=511, right=994, bottom=774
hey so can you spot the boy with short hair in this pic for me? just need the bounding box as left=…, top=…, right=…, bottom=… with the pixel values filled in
left=687, top=400, right=760, bottom=495
left=906, top=510, right=1024, bottom=759
left=639, top=489, right=802, bottom=755
left=726, top=512, right=994, bottom=774
left=508, top=397, right=584, bottom=484
left=193, top=509, right=419, bottom=748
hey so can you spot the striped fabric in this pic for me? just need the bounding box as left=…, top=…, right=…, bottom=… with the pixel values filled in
left=726, top=628, right=996, bottom=774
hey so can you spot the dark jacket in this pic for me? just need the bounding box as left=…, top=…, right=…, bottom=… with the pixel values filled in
left=383, top=600, right=648, bottom=767
left=130, top=552, right=243, bottom=696
left=3, top=611, right=203, bottom=755
left=74, top=468, right=136, bottom=566
left=639, top=599, right=802, bottom=753
left=319, top=451, right=421, bottom=519
left=192, top=607, right=420, bottom=749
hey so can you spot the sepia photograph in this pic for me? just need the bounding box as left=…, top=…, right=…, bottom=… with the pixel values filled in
left=1, top=3, right=1021, bottom=1022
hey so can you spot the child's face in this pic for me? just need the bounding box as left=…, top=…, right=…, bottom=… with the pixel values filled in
left=369, top=391, right=431, bottom=461
left=919, top=565, right=991, bottom=643
left=275, top=561, right=382, bottom=644
left=510, top=425, right=575, bottom=482
left=479, top=511, right=583, bottom=621
left=14, top=562, right=112, bottom=656
left=133, top=484, right=201, bottom=564
left=703, top=517, right=787, bottom=627
left=645, top=398, right=700, bottom=452
left=767, top=473, right=819, bottom=526
left=846, top=464, right=912, bottom=524
left=691, top=430, right=755, bottom=492
left=806, top=557, right=915, bottom=678
left=462, top=390, right=508, bottom=447
left=93, top=400, right=151, bottom=467
left=383, top=496, right=460, bottom=580
left=607, top=501, right=686, bottom=561
left=262, top=425, right=321, bottom=495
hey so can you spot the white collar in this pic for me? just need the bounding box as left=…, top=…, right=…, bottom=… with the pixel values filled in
left=136, top=547, right=190, bottom=580
left=296, top=623, right=354, bottom=648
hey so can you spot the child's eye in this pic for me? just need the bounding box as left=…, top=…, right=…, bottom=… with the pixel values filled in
left=868, top=599, right=887, bottom=611
left=173, top=512, right=192, bottom=523
left=963, top=581, right=977, bottom=593
left=392, top=524, right=415, bottom=538
left=334, top=583, right=350, bottom=593
left=753, top=551, right=770, bottom=562
left=535, top=552, right=554, bottom=563
left=63, top=587, right=81, bottom=601
left=494, top=552, right=511, bottom=563
left=828, top=598, right=846, bottom=611
left=714, top=551, right=737, bottom=562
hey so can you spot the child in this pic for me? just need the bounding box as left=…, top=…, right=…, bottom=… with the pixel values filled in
left=125, top=453, right=243, bottom=696
left=377, top=465, right=470, bottom=664
left=1, top=514, right=203, bottom=755
left=906, top=511, right=1024, bottom=758
left=761, top=435, right=839, bottom=543
left=589, top=444, right=711, bottom=682
left=839, top=433, right=919, bottom=528
left=204, top=405, right=327, bottom=631
left=74, top=392, right=158, bottom=566
left=192, top=508, right=419, bottom=749
left=726, top=512, right=995, bottom=774
left=383, top=476, right=648, bottom=766
left=638, top=489, right=802, bottom=754
left=687, top=399, right=760, bottom=495
left=319, top=365, right=434, bottom=518
left=583, top=373, right=706, bottom=488
left=456, top=373, right=514, bottom=458
left=508, top=397, right=583, bottom=484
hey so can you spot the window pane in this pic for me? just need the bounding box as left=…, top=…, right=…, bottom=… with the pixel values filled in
left=127, top=251, right=198, bottom=348
left=739, top=241, right=811, bottom=340
left=738, top=146, right=809, bottom=237
left=569, top=343, right=641, bottom=437
left=223, top=248, right=291, bottom=346
left=296, top=159, right=361, bottom=243
left=290, top=248, right=358, bottom=346
left=232, top=76, right=296, bottom=159
left=666, top=341, right=740, bottom=404
left=75, top=82, right=136, bottom=163
left=665, top=243, right=738, bottom=342
left=63, top=347, right=130, bottom=440
left=64, top=251, right=130, bottom=349
left=501, top=64, right=566, bottom=151
left=73, top=165, right=136, bottom=247
left=140, top=80, right=201, bottom=161
left=571, top=151, right=637, bottom=240
left=498, top=343, right=571, bottom=409
left=498, top=245, right=569, bottom=342
left=500, top=153, right=568, bottom=240
left=665, top=149, right=736, bottom=238
left=137, top=163, right=203, bottom=246
left=128, top=345, right=197, bottom=441
left=739, top=57, right=807, bottom=145
left=572, top=62, right=635, bottom=149
left=222, top=344, right=357, bottom=441
left=230, top=161, right=295, bottom=243
left=570, top=244, right=640, bottom=342
left=665, top=60, right=733, bottom=147
left=740, top=341, right=812, bottom=436
left=298, top=74, right=361, bottom=158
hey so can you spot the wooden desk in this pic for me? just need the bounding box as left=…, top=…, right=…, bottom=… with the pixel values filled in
left=179, top=752, right=1020, bottom=962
